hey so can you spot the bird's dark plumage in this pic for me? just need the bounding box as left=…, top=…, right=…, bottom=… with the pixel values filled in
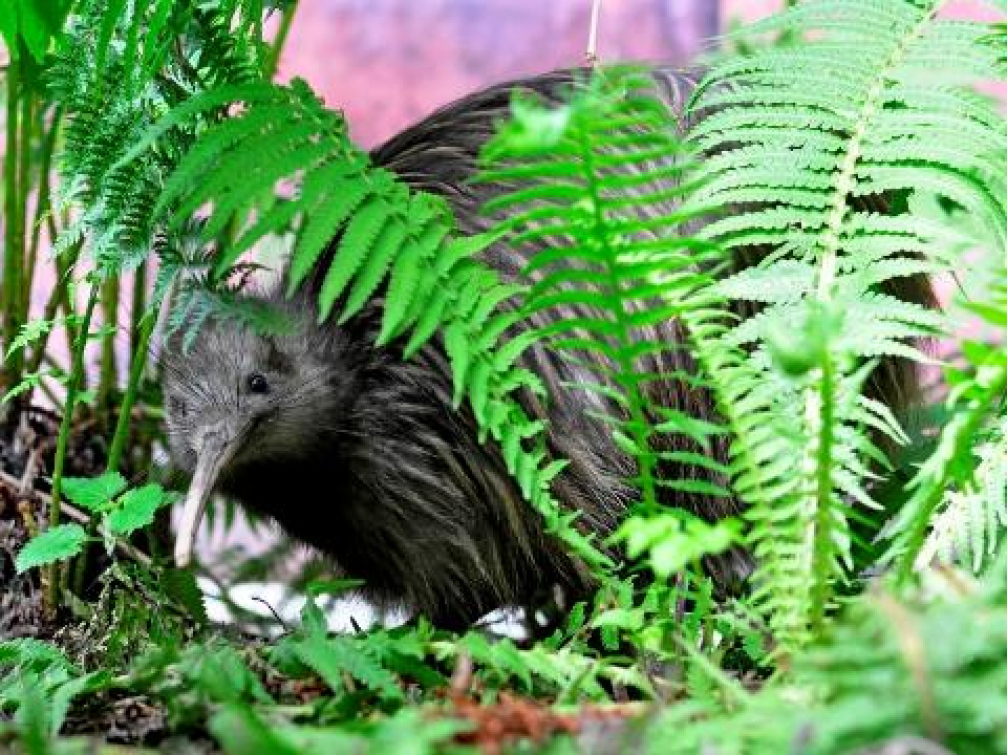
left=162, top=67, right=933, bottom=630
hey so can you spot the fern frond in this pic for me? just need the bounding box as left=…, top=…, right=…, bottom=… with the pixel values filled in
left=917, top=423, right=1007, bottom=573
left=686, top=0, right=1007, bottom=651
left=50, top=0, right=272, bottom=297
left=884, top=270, right=1007, bottom=575
left=479, top=67, right=744, bottom=589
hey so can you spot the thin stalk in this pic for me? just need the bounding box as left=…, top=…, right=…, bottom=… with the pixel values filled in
left=578, top=132, right=658, bottom=509
left=265, top=3, right=298, bottom=79
left=585, top=0, right=603, bottom=66
left=47, top=280, right=100, bottom=611
left=16, top=66, right=32, bottom=345
left=98, top=276, right=119, bottom=427
left=3, top=54, right=23, bottom=391
left=26, top=106, right=61, bottom=292
left=58, top=254, right=80, bottom=358
left=107, top=311, right=154, bottom=472
left=129, top=262, right=148, bottom=360
left=808, top=354, right=835, bottom=635
left=26, top=240, right=83, bottom=377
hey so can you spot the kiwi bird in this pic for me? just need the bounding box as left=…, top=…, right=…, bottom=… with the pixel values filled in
left=162, top=67, right=933, bottom=631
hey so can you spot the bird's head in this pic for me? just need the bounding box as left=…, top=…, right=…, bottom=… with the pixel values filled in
left=161, top=303, right=353, bottom=568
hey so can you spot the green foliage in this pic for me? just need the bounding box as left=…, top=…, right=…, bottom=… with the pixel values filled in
left=15, top=480, right=173, bottom=573
left=6, top=0, right=1007, bottom=752
left=60, top=472, right=127, bottom=511
left=917, top=419, right=1007, bottom=572
left=0, top=637, right=107, bottom=742
left=48, top=0, right=273, bottom=313
left=683, top=0, right=1007, bottom=653
left=0, top=0, right=71, bottom=63
left=479, top=68, right=733, bottom=520
left=288, top=632, right=404, bottom=703
left=614, top=512, right=738, bottom=580
left=883, top=277, right=1007, bottom=575
left=646, top=559, right=1007, bottom=754
left=106, top=484, right=169, bottom=536
left=14, top=524, right=88, bottom=573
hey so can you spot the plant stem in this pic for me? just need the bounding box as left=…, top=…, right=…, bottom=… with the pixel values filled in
left=59, top=253, right=80, bottom=357
left=98, top=275, right=120, bottom=426
left=107, top=311, right=154, bottom=472
left=129, top=262, right=148, bottom=359
left=26, top=106, right=61, bottom=294
left=578, top=130, right=658, bottom=510
left=808, top=352, right=835, bottom=635
left=46, top=279, right=100, bottom=611
left=26, top=240, right=82, bottom=378
left=3, top=53, right=23, bottom=393
left=17, top=64, right=33, bottom=346
left=265, top=3, right=298, bottom=79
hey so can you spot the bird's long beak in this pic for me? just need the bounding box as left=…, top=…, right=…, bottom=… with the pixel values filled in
left=174, top=422, right=247, bottom=568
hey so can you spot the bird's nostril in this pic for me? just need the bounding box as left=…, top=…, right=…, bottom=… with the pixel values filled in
left=170, top=396, right=187, bottom=417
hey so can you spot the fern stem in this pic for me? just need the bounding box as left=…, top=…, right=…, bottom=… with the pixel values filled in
left=129, top=260, right=148, bottom=367
left=804, top=3, right=938, bottom=635
left=16, top=70, right=33, bottom=362
left=3, top=52, right=24, bottom=394
left=47, top=279, right=101, bottom=611
left=577, top=127, right=658, bottom=509
left=98, top=275, right=120, bottom=426
left=107, top=311, right=154, bottom=473
left=265, top=2, right=298, bottom=79
left=809, top=352, right=835, bottom=634
left=26, top=106, right=61, bottom=299
left=816, top=3, right=936, bottom=298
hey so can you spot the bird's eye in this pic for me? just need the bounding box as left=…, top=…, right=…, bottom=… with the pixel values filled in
left=247, top=373, right=270, bottom=394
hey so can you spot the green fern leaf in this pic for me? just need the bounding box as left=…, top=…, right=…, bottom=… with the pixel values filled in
left=317, top=197, right=388, bottom=320
left=292, top=634, right=401, bottom=701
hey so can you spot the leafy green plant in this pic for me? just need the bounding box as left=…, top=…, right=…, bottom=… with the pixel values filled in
left=5, top=0, right=1007, bottom=752
left=682, top=0, right=1007, bottom=653
left=477, top=70, right=741, bottom=579
left=14, top=476, right=172, bottom=573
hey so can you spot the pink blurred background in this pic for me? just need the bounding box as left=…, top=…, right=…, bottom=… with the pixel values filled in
left=274, top=0, right=999, bottom=150
left=275, top=0, right=720, bottom=149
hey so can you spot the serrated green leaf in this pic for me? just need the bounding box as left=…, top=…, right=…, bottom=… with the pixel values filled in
left=340, top=219, right=407, bottom=321
left=16, top=524, right=88, bottom=573
left=286, top=168, right=371, bottom=295
left=0, top=639, right=74, bottom=672
left=318, top=198, right=388, bottom=320
left=377, top=220, right=449, bottom=344
left=162, top=568, right=208, bottom=624
left=62, top=471, right=127, bottom=511
left=107, top=484, right=168, bottom=536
